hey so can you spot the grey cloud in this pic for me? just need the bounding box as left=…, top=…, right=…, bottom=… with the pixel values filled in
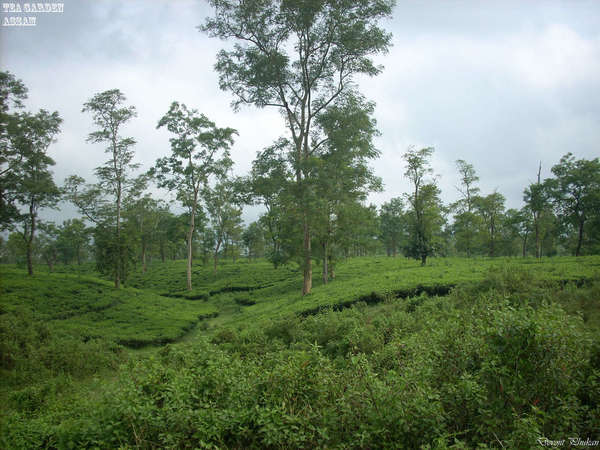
left=1, top=0, right=599, bottom=225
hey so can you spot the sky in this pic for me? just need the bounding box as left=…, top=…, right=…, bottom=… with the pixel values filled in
left=1, top=0, right=599, bottom=224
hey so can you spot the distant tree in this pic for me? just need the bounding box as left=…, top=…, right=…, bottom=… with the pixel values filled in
left=504, top=207, right=532, bottom=257
left=548, top=153, right=600, bottom=256
left=203, top=177, right=244, bottom=274
left=338, top=202, right=380, bottom=260
left=4, top=232, right=27, bottom=264
left=475, top=192, right=505, bottom=257
left=250, top=140, right=292, bottom=268
left=0, top=71, right=28, bottom=230
left=122, top=175, right=165, bottom=272
left=151, top=102, right=236, bottom=289
left=203, top=0, right=394, bottom=295
left=65, top=89, right=138, bottom=287
left=199, top=228, right=216, bottom=266
left=452, top=159, right=481, bottom=257
left=402, top=146, right=442, bottom=266
left=312, top=94, right=382, bottom=283
left=379, top=197, right=405, bottom=257
left=242, top=221, right=265, bottom=262
left=38, top=222, right=59, bottom=272
left=523, top=163, right=551, bottom=258
left=56, top=218, right=91, bottom=265
left=10, top=109, right=62, bottom=275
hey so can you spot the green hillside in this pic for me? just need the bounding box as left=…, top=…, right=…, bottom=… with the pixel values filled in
left=1, top=257, right=599, bottom=448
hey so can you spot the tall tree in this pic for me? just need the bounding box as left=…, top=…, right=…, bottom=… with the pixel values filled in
left=379, top=197, right=405, bottom=257
left=151, top=102, right=236, bottom=289
left=523, top=163, right=550, bottom=258
left=203, top=0, right=394, bottom=294
left=38, top=222, right=59, bottom=272
left=72, top=89, right=138, bottom=288
left=250, top=139, right=291, bottom=268
left=475, top=192, right=505, bottom=257
left=203, top=177, right=244, bottom=274
left=56, top=218, right=91, bottom=265
left=242, top=221, right=265, bottom=262
left=403, top=146, right=442, bottom=266
left=0, top=71, right=28, bottom=230
left=504, top=207, right=532, bottom=257
left=11, top=110, right=62, bottom=275
left=548, top=153, right=600, bottom=256
left=308, top=95, right=381, bottom=283
left=452, top=159, right=481, bottom=257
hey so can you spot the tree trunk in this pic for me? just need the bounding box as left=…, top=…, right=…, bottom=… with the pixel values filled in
left=421, top=253, right=427, bottom=266
left=534, top=219, right=540, bottom=259
left=302, top=216, right=312, bottom=295
left=489, top=221, right=495, bottom=257
left=26, top=203, right=36, bottom=276
left=115, top=186, right=121, bottom=289
left=522, top=232, right=528, bottom=258
left=322, top=241, right=328, bottom=285
left=142, top=240, right=147, bottom=273
left=186, top=203, right=196, bottom=291
left=576, top=217, right=584, bottom=256
left=26, top=241, right=34, bottom=276
left=213, top=240, right=221, bottom=275
left=159, top=240, right=165, bottom=263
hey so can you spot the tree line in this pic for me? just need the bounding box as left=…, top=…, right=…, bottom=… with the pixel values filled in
left=1, top=0, right=599, bottom=295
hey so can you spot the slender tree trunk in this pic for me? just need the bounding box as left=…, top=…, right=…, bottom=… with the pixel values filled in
left=421, top=253, right=427, bottom=266
left=26, top=240, right=34, bottom=275
left=522, top=232, right=528, bottom=257
left=115, top=158, right=122, bottom=289
left=142, top=240, right=147, bottom=273
left=213, top=240, right=221, bottom=275
left=489, top=221, right=495, bottom=257
left=160, top=239, right=165, bottom=263
left=186, top=201, right=196, bottom=291
left=322, top=241, right=328, bottom=285
left=329, top=257, right=335, bottom=280
left=302, top=215, right=312, bottom=295
left=534, top=218, right=540, bottom=259
left=26, top=202, right=36, bottom=276
left=576, top=218, right=584, bottom=257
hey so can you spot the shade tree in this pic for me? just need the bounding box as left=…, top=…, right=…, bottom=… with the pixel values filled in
left=203, top=0, right=394, bottom=294
left=64, top=89, right=138, bottom=287
left=151, top=102, right=236, bottom=289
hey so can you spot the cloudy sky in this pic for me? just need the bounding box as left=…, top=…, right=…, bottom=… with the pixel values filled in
left=1, top=0, right=599, bottom=223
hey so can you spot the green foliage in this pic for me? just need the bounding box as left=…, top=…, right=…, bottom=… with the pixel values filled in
left=3, top=263, right=598, bottom=448
left=151, top=101, right=237, bottom=290
left=0, top=70, right=28, bottom=230
left=0, top=308, right=123, bottom=389
left=548, top=153, right=600, bottom=256
left=204, top=0, right=394, bottom=294
left=403, top=146, right=445, bottom=265
left=0, top=268, right=217, bottom=347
